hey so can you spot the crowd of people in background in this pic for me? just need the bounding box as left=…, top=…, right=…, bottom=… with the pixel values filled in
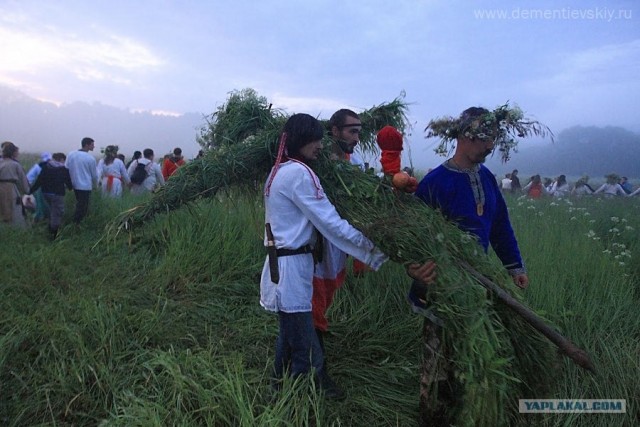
left=2, top=136, right=640, bottom=239
left=499, top=168, right=640, bottom=199
left=0, top=138, right=193, bottom=237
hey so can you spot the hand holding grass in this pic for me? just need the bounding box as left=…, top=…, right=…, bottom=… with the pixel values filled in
left=512, top=273, right=529, bottom=289
left=406, top=260, right=437, bottom=285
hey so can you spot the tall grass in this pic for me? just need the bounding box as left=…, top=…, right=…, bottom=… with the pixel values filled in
left=1, top=190, right=638, bottom=426
left=506, top=195, right=639, bottom=426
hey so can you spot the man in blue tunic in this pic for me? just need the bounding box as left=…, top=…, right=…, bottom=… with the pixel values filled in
left=411, top=106, right=535, bottom=426
left=415, top=106, right=528, bottom=289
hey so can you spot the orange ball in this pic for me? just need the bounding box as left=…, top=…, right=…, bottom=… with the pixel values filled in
left=392, top=171, right=410, bottom=189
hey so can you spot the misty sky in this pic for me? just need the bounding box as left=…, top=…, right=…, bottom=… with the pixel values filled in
left=1, top=0, right=638, bottom=169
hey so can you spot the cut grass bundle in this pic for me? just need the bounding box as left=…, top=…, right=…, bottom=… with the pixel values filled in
left=110, top=94, right=409, bottom=232
left=197, top=88, right=287, bottom=150
left=314, top=159, right=558, bottom=425
left=111, top=93, right=577, bottom=426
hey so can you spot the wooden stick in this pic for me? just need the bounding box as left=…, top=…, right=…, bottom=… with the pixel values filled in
left=458, top=260, right=596, bottom=373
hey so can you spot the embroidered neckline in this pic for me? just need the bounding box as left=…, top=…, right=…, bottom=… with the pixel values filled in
left=265, top=159, right=324, bottom=200
left=444, top=158, right=479, bottom=173
left=444, top=159, right=485, bottom=216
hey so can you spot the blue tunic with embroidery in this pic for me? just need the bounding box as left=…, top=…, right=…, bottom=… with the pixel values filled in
left=415, top=161, right=525, bottom=274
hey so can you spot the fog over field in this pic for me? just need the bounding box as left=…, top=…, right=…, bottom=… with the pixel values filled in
left=2, top=86, right=638, bottom=182
left=0, top=1, right=637, bottom=172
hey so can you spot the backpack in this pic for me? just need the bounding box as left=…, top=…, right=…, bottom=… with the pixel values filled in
left=130, top=161, right=149, bottom=185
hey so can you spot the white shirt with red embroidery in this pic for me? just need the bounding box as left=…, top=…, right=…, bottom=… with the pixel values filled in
left=260, top=160, right=387, bottom=313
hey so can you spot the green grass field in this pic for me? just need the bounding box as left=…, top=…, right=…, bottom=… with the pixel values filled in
left=1, top=186, right=638, bottom=426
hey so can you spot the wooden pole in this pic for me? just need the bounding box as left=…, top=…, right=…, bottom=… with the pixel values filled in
left=458, top=260, right=596, bottom=373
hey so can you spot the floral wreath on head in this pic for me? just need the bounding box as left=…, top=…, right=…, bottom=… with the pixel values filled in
left=101, top=145, right=119, bottom=157
left=576, top=175, right=590, bottom=186
left=605, top=173, right=620, bottom=184
left=425, top=102, right=553, bottom=163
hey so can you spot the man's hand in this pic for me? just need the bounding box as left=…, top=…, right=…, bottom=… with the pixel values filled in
left=513, top=273, right=529, bottom=289
left=406, top=261, right=437, bottom=285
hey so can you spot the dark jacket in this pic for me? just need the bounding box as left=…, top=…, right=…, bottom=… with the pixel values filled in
left=30, top=161, right=72, bottom=196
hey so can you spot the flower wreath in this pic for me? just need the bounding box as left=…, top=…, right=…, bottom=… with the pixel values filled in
left=101, top=145, right=119, bottom=157
left=425, top=103, right=553, bottom=162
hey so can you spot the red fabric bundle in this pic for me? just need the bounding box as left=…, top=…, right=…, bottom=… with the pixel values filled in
left=376, top=126, right=403, bottom=151
left=380, top=151, right=402, bottom=175
left=377, top=126, right=404, bottom=175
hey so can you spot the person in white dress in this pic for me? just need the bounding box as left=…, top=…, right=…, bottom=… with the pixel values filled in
left=550, top=174, right=570, bottom=198
left=97, top=145, right=130, bottom=198
left=593, top=174, right=628, bottom=198
left=571, top=176, right=593, bottom=197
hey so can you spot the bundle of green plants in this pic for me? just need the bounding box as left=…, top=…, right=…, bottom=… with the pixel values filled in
left=197, top=88, right=287, bottom=150
left=111, top=92, right=566, bottom=426
left=111, top=92, right=409, bottom=231
left=314, top=159, right=557, bottom=425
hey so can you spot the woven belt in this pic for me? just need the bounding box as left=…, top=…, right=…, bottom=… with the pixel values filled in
left=276, top=245, right=313, bottom=257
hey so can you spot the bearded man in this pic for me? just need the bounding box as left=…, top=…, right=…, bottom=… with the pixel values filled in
left=411, top=106, right=531, bottom=425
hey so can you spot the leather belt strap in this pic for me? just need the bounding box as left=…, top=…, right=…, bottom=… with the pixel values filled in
left=276, top=245, right=313, bottom=257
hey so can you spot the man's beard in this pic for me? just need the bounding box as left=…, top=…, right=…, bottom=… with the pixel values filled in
left=472, top=150, right=491, bottom=165
left=337, top=139, right=355, bottom=154
left=479, top=149, right=493, bottom=163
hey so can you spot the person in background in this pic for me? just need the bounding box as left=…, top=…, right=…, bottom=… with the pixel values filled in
left=66, top=137, right=98, bottom=224
left=571, top=176, right=593, bottom=197
left=127, top=148, right=165, bottom=195
left=97, top=145, right=130, bottom=198
left=29, top=152, right=72, bottom=239
left=500, top=173, right=512, bottom=193
left=311, top=109, right=367, bottom=382
left=26, top=152, right=52, bottom=222
left=619, top=176, right=632, bottom=194
left=262, top=113, right=436, bottom=400
left=0, top=142, right=30, bottom=228
left=161, top=147, right=186, bottom=180
left=523, top=174, right=546, bottom=199
left=550, top=174, right=570, bottom=198
left=126, top=150, right=142, bottom=169
left=0, top=141, right=10, bottom=156
left=510, top=169, right=521, bottom=193
left=594, top=174, right=628, bottom=198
